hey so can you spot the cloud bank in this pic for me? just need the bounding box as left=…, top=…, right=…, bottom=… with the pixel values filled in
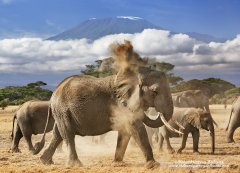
left=0, top=29, right=239, bottom=84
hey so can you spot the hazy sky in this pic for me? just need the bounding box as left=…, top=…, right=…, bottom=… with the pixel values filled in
left=0, top=0, right=240, bottom=39
left=0, top=0, right=239, bottom=88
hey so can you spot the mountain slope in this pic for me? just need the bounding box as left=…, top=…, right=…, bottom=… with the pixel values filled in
left=48, top=16, right=226, bottom=43
left=48, top=17, right=161, bottom=41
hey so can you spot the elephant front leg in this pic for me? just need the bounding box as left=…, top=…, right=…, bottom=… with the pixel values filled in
left=177, top=132, right=189, bottom=154
left=113, top=131, right=131, bottom=166
left=130, top=120, right=159, bottom=169
left=191, top=129, right=200, bottom=153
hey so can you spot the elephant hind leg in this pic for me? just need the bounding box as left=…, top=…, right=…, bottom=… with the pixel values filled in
left=11, top=124, right=23, bottom=153
left=40, top=123, right=63, bottom=165
left=158, top=133, right=164, bottom=152
left=54, top=117, right=82, bottom=167
left=227, top=125, right=238, bottom=143
left=24, top=135, right=34, bottom=153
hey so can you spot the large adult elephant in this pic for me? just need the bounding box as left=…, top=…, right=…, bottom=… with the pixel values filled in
left=10, top=100, right=62, bottom=154
left=172, top=90, right=210, bottom=112
left=158, top=108, right=215, bottom=154
left=226, top=96, right=240, bottom=143
left=34, top=41, right=180, bottom=169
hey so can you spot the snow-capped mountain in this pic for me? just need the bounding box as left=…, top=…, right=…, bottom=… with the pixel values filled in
left=48, top=16, right=226, bottom=43
left=48, top=16, right=161, bottom=41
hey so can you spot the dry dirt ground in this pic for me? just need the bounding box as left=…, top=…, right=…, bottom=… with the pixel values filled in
left=1, top=105, right=240, bottom=173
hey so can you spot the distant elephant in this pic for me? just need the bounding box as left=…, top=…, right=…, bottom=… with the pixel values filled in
left=35, top=41, right=180, bottom=169
left=172, top=90, right=210, bottom=112
left=226, top=96, right=240, bottom=143
left=158, top=108, right=215, bottom=154
left=10, top=100, right=62, bottom=154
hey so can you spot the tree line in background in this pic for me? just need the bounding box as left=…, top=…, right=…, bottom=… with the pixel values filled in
left=0, top=81, right=52, bottom=109
left=0, top=58, right=239, bottom=109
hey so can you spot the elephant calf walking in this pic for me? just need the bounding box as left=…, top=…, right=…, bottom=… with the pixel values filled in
left=158, top=108, right=215, bottom=154
left=10, top=100, right=62, bottom=154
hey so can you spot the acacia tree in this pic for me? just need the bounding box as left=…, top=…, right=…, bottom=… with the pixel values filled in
left=81, top=59, right=183, bottom=86
left=150, top=62, right=183, bottom=86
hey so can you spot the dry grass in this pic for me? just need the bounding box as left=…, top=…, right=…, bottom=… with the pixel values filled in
left=0, top=105, right=240, bottom=173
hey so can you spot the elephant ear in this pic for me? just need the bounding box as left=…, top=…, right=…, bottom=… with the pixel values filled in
left=184, top=110, right=201, bottom=129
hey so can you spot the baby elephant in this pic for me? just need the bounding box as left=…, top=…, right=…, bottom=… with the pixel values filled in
left=10, top=100, right=61, bottom=154
left=158, top=108, right=215, bottom=154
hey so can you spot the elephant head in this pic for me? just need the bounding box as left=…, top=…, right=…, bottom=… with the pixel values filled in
left=183, top=108, right=215, bottom=153
left=110, top=41, right=174, bottom=129
left=138, top=68, right=173, bottom=121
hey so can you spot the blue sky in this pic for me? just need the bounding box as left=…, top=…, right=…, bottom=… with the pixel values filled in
left=0, top=0, right=240, bottom=88
left=0, top=0, right=240, bottom=39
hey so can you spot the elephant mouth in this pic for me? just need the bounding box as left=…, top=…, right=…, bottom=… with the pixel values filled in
left=144, top=112, right=183, bottom=135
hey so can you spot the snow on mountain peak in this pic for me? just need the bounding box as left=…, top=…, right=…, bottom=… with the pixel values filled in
left=117, top=16, right=143, bottom=20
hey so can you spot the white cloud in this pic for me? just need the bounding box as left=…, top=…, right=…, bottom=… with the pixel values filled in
left=0, top=29, right=239, bottom=82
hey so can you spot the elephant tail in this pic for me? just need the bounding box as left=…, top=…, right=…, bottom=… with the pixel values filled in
left=226, top=108, right=233, bottom=131
left=11, top=113, right=17, bottom=140
left=33, top=106, right=52, bottom=155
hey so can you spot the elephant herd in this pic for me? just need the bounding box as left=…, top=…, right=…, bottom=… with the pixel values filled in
left=9, top=41, right=240, bottom=169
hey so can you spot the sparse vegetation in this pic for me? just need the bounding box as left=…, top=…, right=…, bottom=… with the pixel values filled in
left=0, top=81, right=52, bottom=107
left=81, top=58, right=183, bottom=86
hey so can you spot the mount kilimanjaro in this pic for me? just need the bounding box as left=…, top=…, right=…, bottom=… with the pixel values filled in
left=48, top=16, right=226, bottom=43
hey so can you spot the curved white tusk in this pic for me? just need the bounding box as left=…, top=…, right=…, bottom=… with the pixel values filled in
left=158, top=112, right=184, bottom=135
left=173, top=119, right=185, bottom=130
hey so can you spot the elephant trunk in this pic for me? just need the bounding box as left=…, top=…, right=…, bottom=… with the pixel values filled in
left=208, top=122, right=215, bottom=154
left=155, top=91, right=174, bottom=122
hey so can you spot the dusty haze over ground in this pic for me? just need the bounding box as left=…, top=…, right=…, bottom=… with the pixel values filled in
left=1, top=105, right=240, bottom=172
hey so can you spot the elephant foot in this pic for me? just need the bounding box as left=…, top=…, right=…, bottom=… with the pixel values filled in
left=177, top=149, right=183, bottom=154
left=67, top=159, right=83, bottom=167
left=111, top=161, right=127, bottom=167
left=193, top=151, right=200, bottom=155
left=9, top=147, right=21, bottom=153
left=144, top=160, right=160, bottom=169
left=227, top=138, right=235, bottom=143
left=40, top=155, right=54, bottom=165
left=167, top=148, right=175, bottom=154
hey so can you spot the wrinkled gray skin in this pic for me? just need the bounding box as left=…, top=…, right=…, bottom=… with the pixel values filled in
left=10, top=101, right=60, bottom=154
left=172, top=90, right=210, bottom=112
left=226, top=96, right=240, bottom=143
left=158, top=108, right=215, bottom=154
left=36, top=67, right=173, bottom=168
